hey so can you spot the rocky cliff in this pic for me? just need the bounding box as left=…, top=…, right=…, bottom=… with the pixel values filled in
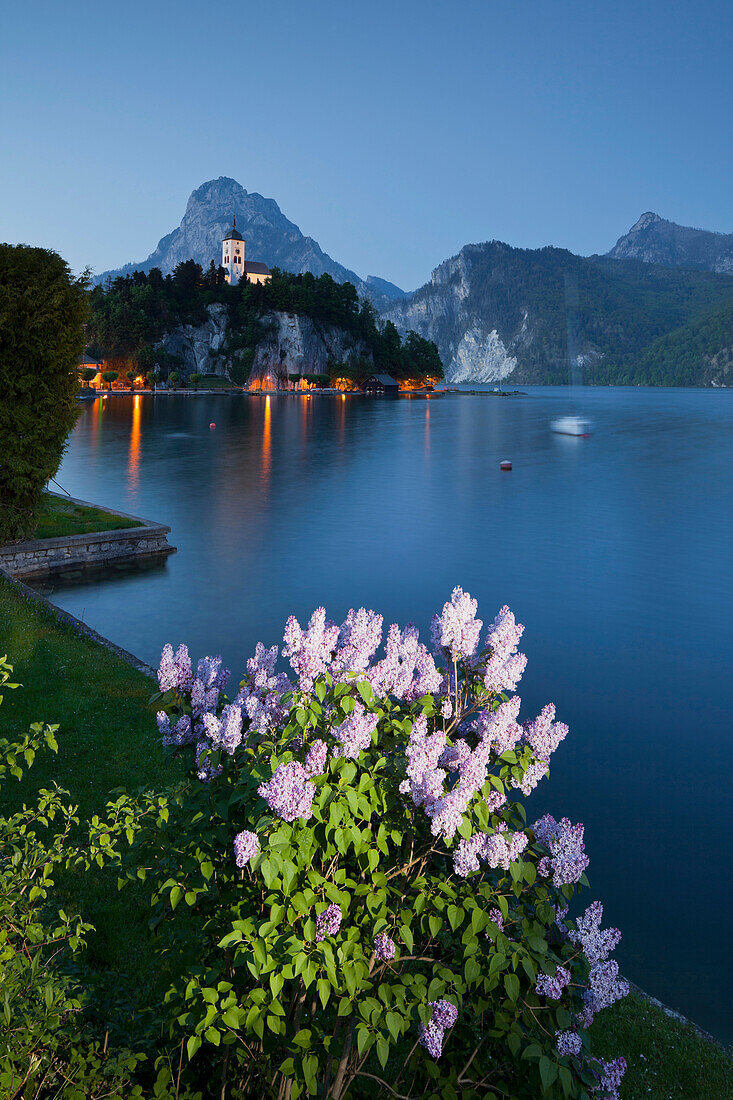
left=607, top=212, right=733, bottom=274
left=155, top=305, right=373, bottom=382
left=96, top=177, right=406, bottom=310
left=381, top=242, right=733, bottom=384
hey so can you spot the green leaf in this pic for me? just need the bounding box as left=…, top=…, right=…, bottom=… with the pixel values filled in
left=400, top=924, right=413, bottom=952
left=504, top=973, right=520, bottom=1002
left=539, top=1056, right=557, bottom=1092
left=317, top=978, right=331, bottom=1008
left=386, top=1011, right=401, bottom=1041
left=170, top=885, right=182, bottom=910
left=376, top=1036, right=389, bottom=1069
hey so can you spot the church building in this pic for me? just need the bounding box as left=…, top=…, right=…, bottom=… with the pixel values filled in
left=221, top=217, right=271, bottom=285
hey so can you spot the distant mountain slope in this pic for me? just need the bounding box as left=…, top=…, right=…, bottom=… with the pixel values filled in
left=628, top=298, right=733, bottom=387
left=608, top=212, right=733, bottom=274
left=381, top=241, right=733, bottom=384
left=95, top=177, right=406, bottom=310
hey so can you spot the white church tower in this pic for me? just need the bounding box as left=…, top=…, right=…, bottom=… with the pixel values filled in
left=222, top=216, right=245, bottom=285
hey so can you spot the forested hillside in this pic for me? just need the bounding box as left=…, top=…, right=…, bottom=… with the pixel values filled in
left=87, top=262, right=442, bottom=385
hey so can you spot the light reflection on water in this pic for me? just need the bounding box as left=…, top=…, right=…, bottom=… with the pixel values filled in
left=44, top=387, right=733, bottom=1040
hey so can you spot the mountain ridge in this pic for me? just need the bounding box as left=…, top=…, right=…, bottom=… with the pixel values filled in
left=94, top=177, right=406, bottom=310
left=607, top=211, right=733, bottom=273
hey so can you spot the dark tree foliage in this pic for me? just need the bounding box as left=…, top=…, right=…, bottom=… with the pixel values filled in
left=0, top=245, right=88, bottom=542
left=87, top=267, right=444, bottom=385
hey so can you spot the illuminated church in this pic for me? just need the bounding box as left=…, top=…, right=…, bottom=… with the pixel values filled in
left=221, top=217, right=271, bottom=286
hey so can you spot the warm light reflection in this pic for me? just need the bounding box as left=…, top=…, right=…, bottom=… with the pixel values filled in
left=128, top=395, right=141, bottom=489
left=261, top=394, right=272, bottom=487
left=424, top=402, right=431, bottom=458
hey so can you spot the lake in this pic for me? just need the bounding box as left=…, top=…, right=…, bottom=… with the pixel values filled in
left=45, top=386, right=732, bottom=1041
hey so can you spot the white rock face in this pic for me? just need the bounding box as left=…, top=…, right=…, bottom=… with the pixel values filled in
left=451, top=327, right=517, bottom=383
left=157, top=304, right=229, bottom=376
left=250, top=312, right=371, bottom=384
left=156, top=306, right=373, bottom=383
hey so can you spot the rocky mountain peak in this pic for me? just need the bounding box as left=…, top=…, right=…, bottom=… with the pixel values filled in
left=95, top=177, right=406, bottom=308
left=608, top=211, right=733, bottom=273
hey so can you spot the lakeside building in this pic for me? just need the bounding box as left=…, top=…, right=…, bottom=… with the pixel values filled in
left=361, top=374, right=399, bottom=394
left=221, top=217, right=271, bottom=286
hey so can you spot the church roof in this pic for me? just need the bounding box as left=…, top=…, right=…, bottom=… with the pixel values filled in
left=243, top=261, right=270, bottom=275
left=223, top=215, right=243, bottom=242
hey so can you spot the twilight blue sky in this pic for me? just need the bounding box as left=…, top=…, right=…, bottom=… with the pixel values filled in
left=2, top=0, right=731, bottom=289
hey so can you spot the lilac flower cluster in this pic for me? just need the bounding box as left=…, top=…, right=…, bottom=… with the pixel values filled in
left=258, top=762, right=315, bottom=823
left=373, top=933, right=396, bottom=961
left=511, top=703, right=569, bottom=796
left=593, top=1058, right=627, bottom=1100
left=369, top=623, right=442, bottom=702
left=332, top=702, right=379, bottom=759
left=417, top=999, right=459, bottom=1059
left=202, top=703, right=243, bottom=754
left=283, top=607, right=340, bottom=692
left=157, top=711, right=194, bottom=748
left=315, top=903, right=343, bottom=941
left=570, top=901, right=622, bottom=966
left=158, top=643, right=193, bottom=692
left=556, top=1029, right=582, bottom=1058
left=330, top=607, right=384, bottom=674
left=237, top=642, right=292, bottom=737
left=483, top=606, right=527, bottom=693
left=430, top=586, right=483, bottom=662
left=233, top=830, right=260, bottom=867
left=304, top=738, right=328, bottom=776
left=453, top=827, right=528, bottom=877
left=580, top=960, right=629, bottom=1026
left=533, top=814, right=590, bottom=887
left=536, top=966, right=571, bottom=1000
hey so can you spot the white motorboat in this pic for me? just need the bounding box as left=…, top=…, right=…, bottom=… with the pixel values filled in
left=550, top=416, right=592, bottom=437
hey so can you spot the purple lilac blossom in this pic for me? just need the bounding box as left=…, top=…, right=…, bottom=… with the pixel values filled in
left=158, top=643, right=193, bottom=692
left=523, top=703, right=568, bottom=760
left=190, top=677, right=220, bottom=718
left=483, top=606, right=527, bottom=693
left=484, top=789, right=507, bottom=813
left=157, top=711, right=194, bottom=748
left=533, top=814, right=590, bottom=887
left=593, top=1058, right=627, bottom=1100
left=195, top=740, right=223, bottom=782
left=453, top=827, right=528, bottom=876
left=370, top=623, right=442, bottom=702
left=196, top=655, right=230, bottom=692
left=439, top=739, right=471, bottom=771
left=304, top=738, right=328, bottom=776
left=332, top=702, right=379, bottom=759
left=430, top=586, right=483, bottom=662
left=258, top=762, right=315, bottom=823
left=440, top=699, right=453, bottom=719
left=315, top=903, right=343, bottom=941
left=417, top=1020, right=444, bottom=1059
left=202, top=704, right=243, bottom=755
left=569, top=901, right=622, bottom=966
left=417, top=999, right=459, bottom=1059
left=331, top=608, right=383, bottom=674
left=282, top=607, right=339, bottom=692
left=233, top=830, right=260, bottom=867
left=556, top=1030, right=582, bottom=1058
left=476, top=696, right=523, bottom=755
left=488, top=907, right=504, bottom=932
left=430, top=999, right=458, bottom=1029
left=374, top=933, right=396, bottom=961
left=583, top=960, right=629, bottom=1022
left=536, top=966, right=571, bottom=1000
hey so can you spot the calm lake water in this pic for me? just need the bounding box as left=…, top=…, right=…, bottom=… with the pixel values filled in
left=47, top=387, right=732, bottom=1040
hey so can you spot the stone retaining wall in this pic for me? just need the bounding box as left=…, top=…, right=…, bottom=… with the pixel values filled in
left=0, top=498, right=175, bottom=579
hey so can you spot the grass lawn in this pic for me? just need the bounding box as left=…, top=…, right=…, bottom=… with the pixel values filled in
left=32, top=491, right=143, bottom=539
left=0, top=574, right=731, bottom=1098
left=0, top=574, right=183, bottom=1032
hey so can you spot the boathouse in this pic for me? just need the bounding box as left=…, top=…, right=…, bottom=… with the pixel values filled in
left=361, top=374, right=399, bottom=394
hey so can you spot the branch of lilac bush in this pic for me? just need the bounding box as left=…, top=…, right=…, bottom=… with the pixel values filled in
left=153, top=586, right=628, bottom=1100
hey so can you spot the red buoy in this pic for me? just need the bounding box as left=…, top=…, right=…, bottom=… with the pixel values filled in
left=209, top=422, right=216, bottom=430
left=500, top=460, right=512, bottom=471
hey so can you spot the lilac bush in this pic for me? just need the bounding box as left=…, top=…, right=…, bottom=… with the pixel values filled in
left=120, top=587, right=628, bottom=1099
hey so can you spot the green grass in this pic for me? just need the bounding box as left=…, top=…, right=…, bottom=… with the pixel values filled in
left=32, top=491, right=143, bottom=539
left=0, top=576, right=731, bottom=1098
left=0, top=574, right=183, bottom=1026
left=591, top=993, right=732, bottom=1100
